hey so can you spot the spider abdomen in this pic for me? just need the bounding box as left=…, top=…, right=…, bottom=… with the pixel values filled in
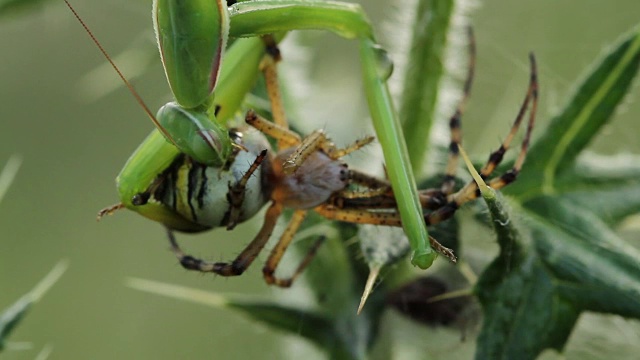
left=271, top=148, right=348, bottom=209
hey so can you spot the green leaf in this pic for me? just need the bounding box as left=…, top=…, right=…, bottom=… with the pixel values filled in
left=0, top=261, right=68, bottom=351
left=472, top=23, right=640, bottom=359
left=554, top=152, right=640, bottom=225
left=472, top=179, right=640, bottom=358
left=475, top=252, right=581, bottom=359
left=0, top=295, right=31, bottom=351
left=458, top=142, right=522, bottom=259
left=126, top=276, right=371, bottom=360
left=395, top=0, right=457, bottom=176
left=224, top=302, right=337, bottom=352
left=463, top=149, right=563, bottom=359
left=509, top=26, right=640, bottom=199
left=571, top=152, right=640, bottom=183
left=559, top=183, right=640, bottom=227
left=0, top=155, right=22, bottom=205
left=125, top=278, right=333, bottom=346
left=528, top=198, right=640, bottom=316
left=292, top=219, right=360, bottom=312
left=503, top=151, right=640, bottom=226
left=475, top=198, right=640, bottom=359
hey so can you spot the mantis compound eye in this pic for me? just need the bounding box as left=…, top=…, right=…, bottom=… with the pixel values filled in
left=157, top=102, right=232, bottom=166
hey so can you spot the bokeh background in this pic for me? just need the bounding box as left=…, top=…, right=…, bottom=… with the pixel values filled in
left=1, top=0, right=640, bottom=359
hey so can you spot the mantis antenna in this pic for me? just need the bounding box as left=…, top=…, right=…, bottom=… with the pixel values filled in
left=63, top=0, right=174, bottom=143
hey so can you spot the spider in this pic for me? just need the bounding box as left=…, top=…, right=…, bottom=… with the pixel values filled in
left=163, top=33, right=539, bottom=288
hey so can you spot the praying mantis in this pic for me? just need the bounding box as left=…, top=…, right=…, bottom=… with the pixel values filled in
left=66, top=0, right=537, bottom=285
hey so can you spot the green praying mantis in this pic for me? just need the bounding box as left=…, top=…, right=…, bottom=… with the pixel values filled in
left=66, top=0, right=538, bottom=285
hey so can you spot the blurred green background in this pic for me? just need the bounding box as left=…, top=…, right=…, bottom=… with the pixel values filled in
left=1, top=0, right=640, bottom=359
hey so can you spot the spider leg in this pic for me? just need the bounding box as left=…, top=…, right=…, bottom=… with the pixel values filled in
left=281, top=131, right=374, bottom=175
left=260, top=35, right=294, bottom=151
left=281, top=130, right=327, bottom=174
left=333, top=169, right=394, bottom=204
left=321, top=135, right=375, bottom=160
left=331, top=169, right=445, bottom=210
left=347, top=169, right=391, bottom=189
left=245, top=110, right=301, bottom=147
left=316, top=203, right=457, bottom=228
left=225, top=149, right=269, bottom=230
left=315, top=204, right=402, bottom=226
left=427, top=53, right=538, bottom=225
left=441, top=26, right=476, bottom=196
left=260, top=37, right=286, bottom=123
left=486, top=54, right=538, bottom=191
left=169, top=202, right=283, bottom=276
left=262, top=209, right=325, bottom=287
left=329, top=188, right=446, bottom=210
left=337, top=188, right=390, bottom=200
left=314, top=205, right=456, bottom=262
